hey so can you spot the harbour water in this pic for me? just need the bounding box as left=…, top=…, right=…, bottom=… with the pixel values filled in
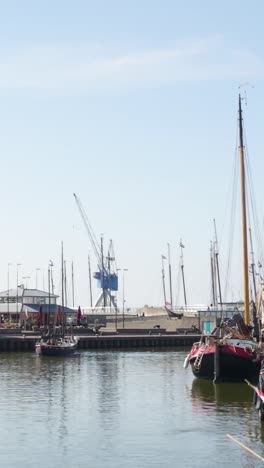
left=1, top=349, right=264, bottom=467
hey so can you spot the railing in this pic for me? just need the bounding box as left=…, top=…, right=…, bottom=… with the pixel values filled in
left=80, top=304, right=243, bottom=317
left=80, top=306, right=139, bottom=316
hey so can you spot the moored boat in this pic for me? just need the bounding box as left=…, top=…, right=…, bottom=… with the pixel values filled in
left=35, top=242, right=78, bottom=356
left=184, top=94, right=264, bottom=382
left=35, top=335, right=78, bottom=356
left=184, top=325, right=261, bottom=381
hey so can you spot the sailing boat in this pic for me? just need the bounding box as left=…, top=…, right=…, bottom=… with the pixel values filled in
left=163, top=243, right=184, bottom=319
left=183, top=94, right=263, bottom=381
left=35, top=243, right=78, bottom=356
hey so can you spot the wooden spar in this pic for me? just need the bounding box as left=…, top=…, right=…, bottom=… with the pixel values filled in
left=238, top=94, right=250, bottom=325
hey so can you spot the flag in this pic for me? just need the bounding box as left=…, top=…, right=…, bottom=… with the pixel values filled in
left=77, top=306, right=82, bottom=326
left=49, top=260, right=54, bottom=267
left=162, top=255, right=166, bottom=259
left=180, top=241, right=185, bottom=248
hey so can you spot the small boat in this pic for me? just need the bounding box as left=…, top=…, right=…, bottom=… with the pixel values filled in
left=36, top=243, right=78, bottom=356
left=165, top=303, right=183, bottom=319
left=184, top=94, right=263, bottom=382
left=35, top=335, right=78, bottom=356
left=162, top=240, right=189, bottom=319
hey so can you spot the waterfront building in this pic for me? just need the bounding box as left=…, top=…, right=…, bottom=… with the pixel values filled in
left=0, top=284, right=59, bottom=324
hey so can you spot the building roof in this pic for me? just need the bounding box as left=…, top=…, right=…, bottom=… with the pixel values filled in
left=0, top=304, right=76, bottom=314
left=23, top=304, right=75, bottom=314
left=0, top=287, right=58, bottom=299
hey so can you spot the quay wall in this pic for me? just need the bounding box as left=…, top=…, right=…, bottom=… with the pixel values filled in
left=0, top=333, right=200, bottom=352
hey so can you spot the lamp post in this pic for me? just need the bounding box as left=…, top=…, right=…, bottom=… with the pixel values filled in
left=7, top=263, right=12, bottom=323
left=22, top=276, right=30, bottom=289
left=35, top=268, right=41, bottom=290
left=16, top=263, right=22, bottom=325
left=117, top=268, right=128, bottom=329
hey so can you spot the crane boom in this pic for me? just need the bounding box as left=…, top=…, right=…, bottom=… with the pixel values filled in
left=73, top=192, right=119, bottom=310
left=73, top=193, right=102, bottom=268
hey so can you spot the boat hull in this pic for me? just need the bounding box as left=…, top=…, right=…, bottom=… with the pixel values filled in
left=36, top=345, right=77, bottom=356
left=188, top=346, right=261, bottom=381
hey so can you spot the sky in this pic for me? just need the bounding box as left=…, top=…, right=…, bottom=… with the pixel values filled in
left=1, top=0, right=264, bottom=309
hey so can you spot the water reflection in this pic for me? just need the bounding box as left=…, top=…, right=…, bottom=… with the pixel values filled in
left=93, top=353, right=120, bottom=418
left=2, top=351, right=264, bottom=468
left=191, top=378, right=253, bottom=406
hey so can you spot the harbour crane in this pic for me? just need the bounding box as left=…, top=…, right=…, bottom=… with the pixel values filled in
left=73, top=193, right=118, bottom=310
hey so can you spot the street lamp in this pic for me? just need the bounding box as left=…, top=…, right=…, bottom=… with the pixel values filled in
left=16, top=263, right=22, bottom=325
left=22, top=276, right=30, bottom=289
left=7, top=263, right=12, bottom=322
left=117, top=268, right=128, bottom=329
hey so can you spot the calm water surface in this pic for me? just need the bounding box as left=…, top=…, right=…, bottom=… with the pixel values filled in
left=0, top=349, right=264, bottom=467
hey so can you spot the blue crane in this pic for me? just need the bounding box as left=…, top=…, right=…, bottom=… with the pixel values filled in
left=73, top=193, right=118, bottom=310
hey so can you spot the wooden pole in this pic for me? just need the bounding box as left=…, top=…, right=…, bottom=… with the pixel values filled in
left=227, top=434, right=264, bottom=462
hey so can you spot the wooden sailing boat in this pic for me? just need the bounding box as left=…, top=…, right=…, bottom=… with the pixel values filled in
left=36, top=243, right=78, bottom=356
left=184, top=94, right=263, bottom=381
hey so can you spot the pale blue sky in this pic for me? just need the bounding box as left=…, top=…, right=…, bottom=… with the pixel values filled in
left=1, top=1, right=264, bottom=308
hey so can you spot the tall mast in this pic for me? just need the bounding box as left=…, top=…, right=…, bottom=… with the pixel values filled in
left=167, top=243, right=173, bottom=306
left=180, top=240, right=187, bottom=306
left=238, top=94, right=250, bottom=324
left=71, top=261, right=75, bottom=308
left=64, top=260, right=68, bottom=307
left=213, top=219, right=222, bottom=308
left=161, top=255, right=167, bottom=305
left=212, top=244, right=218, bottom=306
left=88, top=254, right=93, bottom=307
left=210, top=241, right=216, bottom=306
left=61, top=242, right=65, bottom=336
left=101, top=236, right=106, bottom=308
left=48, top=267, right=51, bottom=328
